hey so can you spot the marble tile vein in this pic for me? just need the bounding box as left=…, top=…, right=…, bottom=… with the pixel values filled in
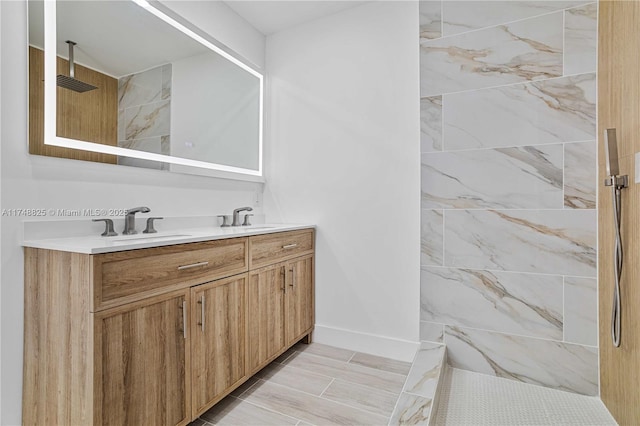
left=389, top=393, right=433, bottom=425
left=420, top=96, right=442, bottom=152
left=443, top=73, right=596, bottom=150
left=419, top=1, right=442, bottom=40
left=403, top=342, right=446, bottom=399
left=421, top=267, right=563, bottom=339
left=421, top=209, right=444, bottom=266
left=421, top=12, right=563, bottom=96
left=421, top=145, right=563, bottom=209
left=564, top=141, right=596, bottom=209
left=118, top=65, right=163, bottom=109
left=564, top=3, right=598, bottom=75
left=563, top=276, right=597, bottom=346
left=444, top=209, right=596, bottom=277
left=444, top=326, right=598, bottom=395
left=420, top=321, right=444, bottom=343
left=442, top=1, right=589, bottom=37
left=123, top=100, right=171, bottom=141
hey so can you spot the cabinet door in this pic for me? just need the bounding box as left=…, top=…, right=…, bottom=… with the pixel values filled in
left=96, top=290, right=190, bottom=426
left=285, top=255, right=314, bottom=346
left=247, top=263, right=286, bottom=372
left=191, top=274, right=247, bottom=416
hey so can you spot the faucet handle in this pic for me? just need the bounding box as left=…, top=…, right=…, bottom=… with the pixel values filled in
left=242, top=214, right=253, bottom=226
left=93, top=219, right=118, bottom=237
left=143, top=217, right=163, bottom=234
left=218, top=215, right=232, bottom=227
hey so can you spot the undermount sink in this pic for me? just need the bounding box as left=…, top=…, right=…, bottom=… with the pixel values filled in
left=241, top=226, right=274, bottom=230
left=111, top=234, right=192, bottom=243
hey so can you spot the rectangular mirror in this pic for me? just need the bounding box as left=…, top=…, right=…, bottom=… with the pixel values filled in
left=28, top=0, right=263, bottom=180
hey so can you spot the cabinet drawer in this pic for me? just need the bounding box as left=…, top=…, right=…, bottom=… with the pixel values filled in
left=249, top=229, right=314, bottom=269
left=93, top=238, right=248, bottom=311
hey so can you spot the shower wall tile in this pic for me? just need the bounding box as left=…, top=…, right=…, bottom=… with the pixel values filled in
left=119, top=66, right=163, bottom=109
left=564, top=3, right=598, bottom=75
left=420, top=321, right=444, bottom=343
left=420, top=96, right=442, bottom=152
left=564, top=141, right=596, bottom=209
left=123, top=100, right=171, bottom=141
left=442, top=1, right=588, bottom=37
left=444, top=326, right=599, bottom=395
left=421, top=145, right=563, bottom=209
left=118, top=136, right=162, bottom=153
left=420, top=12, right=563, bottom=97
left=444, top=209, right=597, bottom=277
left=418, top=0, right=599, bottom=396
left=161, top=135, right=171, bottom=155
left=161, top=64, right=172, bottom=100
left=117, top=136, right=164, bottom=170
left=421, top=267, right=563, bottom=340
left=421, top=209, right=443, bottom=266
left=443, top=73, right=596, bottom=150
left=419, top=1, right=442, bottom=40
left=564, top=276, right=597, bottom=346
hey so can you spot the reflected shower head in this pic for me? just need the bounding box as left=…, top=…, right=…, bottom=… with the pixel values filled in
left=57, top=41, right=98, bottom=93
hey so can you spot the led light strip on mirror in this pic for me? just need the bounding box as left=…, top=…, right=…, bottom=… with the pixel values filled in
left=43, top=0, right=264, bottom=179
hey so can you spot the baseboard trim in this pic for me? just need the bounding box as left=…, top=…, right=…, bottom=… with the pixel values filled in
left=313, top=324, right=420, bottom=362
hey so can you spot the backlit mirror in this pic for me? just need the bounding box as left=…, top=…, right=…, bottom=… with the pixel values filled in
left=28, top=0, right=263, bottom=180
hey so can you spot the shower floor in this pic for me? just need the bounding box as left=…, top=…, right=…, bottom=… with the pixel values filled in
left=433, top=368, right=617, bottom=426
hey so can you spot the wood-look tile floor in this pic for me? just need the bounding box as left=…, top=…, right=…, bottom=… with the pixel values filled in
left=192, top=343, right=411, bottom=426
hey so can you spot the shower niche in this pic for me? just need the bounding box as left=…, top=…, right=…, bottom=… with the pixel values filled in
left=27, top=0, right=264, bottom=180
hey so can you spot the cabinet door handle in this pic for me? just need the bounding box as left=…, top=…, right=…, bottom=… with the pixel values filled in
left=197, top=295, right=205, bottom=332
left=180, top=300, right=187, bottom=339
left=282, top=243, right=298, bottom=250
left=281, top=266, right=286, bottom=293
left=290, top=266, right=296, bottom=288
left=177, top=261, right=209, bottom=270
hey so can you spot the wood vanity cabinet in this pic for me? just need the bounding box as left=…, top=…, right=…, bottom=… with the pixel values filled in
left=22, top=228, right=314, bottom=426
left=95, top=289, right=190, bottom=425
left=190, top=274, right=247, bottom=416
left=247, top=232, right=315, bottom=372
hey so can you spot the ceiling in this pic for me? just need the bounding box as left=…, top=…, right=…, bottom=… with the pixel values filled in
left=29, top=0, right=209, bottom=78
left=224, top=1, right=368, bottom=35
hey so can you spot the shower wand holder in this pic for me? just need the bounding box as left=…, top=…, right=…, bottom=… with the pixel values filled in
left=604, top=175, right=629, bottom=188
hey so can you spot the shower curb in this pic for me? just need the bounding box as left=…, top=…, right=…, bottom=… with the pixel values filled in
left=388, top=341, right=447, bottom=425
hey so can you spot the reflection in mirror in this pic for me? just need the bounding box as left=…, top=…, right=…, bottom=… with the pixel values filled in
left=28, top=0, right=263, bottom=178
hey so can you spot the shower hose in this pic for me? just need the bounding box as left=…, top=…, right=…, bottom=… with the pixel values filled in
left=611, top=184, right=623, bottom=347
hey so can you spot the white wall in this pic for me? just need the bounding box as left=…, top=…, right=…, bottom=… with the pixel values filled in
left=263, top=1, right=421, bottom=361
left=0, top=2, right=264, bottom=424
left=171, top=51, right=260, bottom=170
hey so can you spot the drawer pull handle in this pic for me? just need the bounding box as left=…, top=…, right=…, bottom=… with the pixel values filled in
left=282, top=244, right=298, bottom=249
left=177, top=261, right=209, bottom=270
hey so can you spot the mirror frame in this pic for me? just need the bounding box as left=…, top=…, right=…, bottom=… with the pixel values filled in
left=42, top=0, right=264, bottom=181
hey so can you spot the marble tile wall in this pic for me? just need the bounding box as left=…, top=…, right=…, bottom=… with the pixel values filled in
left=418, top=0, right=599, bottom=395
left=117, top=64, right=172, bottom=169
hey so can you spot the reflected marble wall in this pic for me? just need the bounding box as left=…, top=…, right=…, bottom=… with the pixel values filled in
left=418, top=1, right=598, bottom=395
left=117, top=64, right=172, bottom=170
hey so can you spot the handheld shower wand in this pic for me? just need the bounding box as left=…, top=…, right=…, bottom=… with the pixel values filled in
left=603, top=128, right=628, bottom=347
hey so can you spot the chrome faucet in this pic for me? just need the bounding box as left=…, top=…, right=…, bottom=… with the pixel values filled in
left=232, top=206, right=253, bottom=226
left=123, top=206, right=151, bottom=235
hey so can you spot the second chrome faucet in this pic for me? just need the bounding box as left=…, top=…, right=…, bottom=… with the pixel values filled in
left=123, top=206, right=150, bottom=235
left=219, top=206, right=253, bottom=227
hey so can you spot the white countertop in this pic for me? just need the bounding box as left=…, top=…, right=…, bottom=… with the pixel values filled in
left=22, top=224, right=315, bottom=254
